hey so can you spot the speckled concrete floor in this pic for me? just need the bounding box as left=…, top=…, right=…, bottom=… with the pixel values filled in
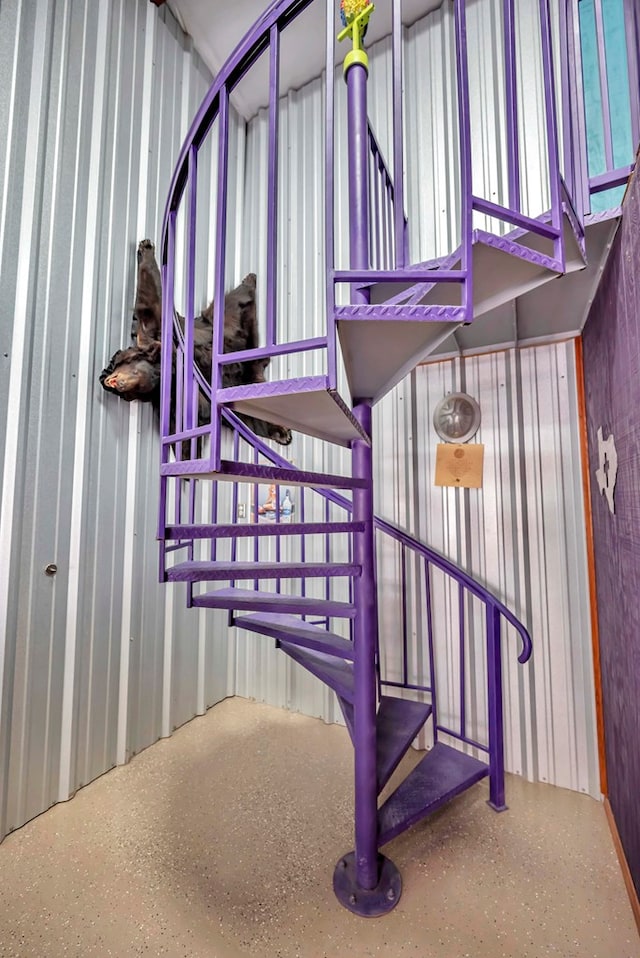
left=0, top=696, right=638, bottom=958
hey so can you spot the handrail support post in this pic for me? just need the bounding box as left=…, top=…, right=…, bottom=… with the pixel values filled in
left=486, top=604, right=507, bottom=812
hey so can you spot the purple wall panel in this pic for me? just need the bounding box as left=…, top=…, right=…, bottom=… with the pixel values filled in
left=582, top=161, right=640, bottom=898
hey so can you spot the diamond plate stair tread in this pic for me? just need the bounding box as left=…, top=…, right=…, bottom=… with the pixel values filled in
left=165, top=521, right=364, bottom=540
left=377, top=742, right=489, bottom=847
left=166, top=561, right=361, bottom=582
left=376, top=697, right=433, bottom=794
left=278, top=642, right=355, bottom=703
left=192, top=587, right=356, bottom=617
left=369, top=239, right=560, bottom=318
left=218, top=378, right=369, bottom=448
left=232, top=612, right=355, bottom=660
left=162, top=459, right=368, bottom=487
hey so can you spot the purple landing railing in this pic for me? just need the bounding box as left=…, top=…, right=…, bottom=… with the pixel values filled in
left=331, top=0, right=581, bottom=321
left=160, top=409, right=532, bottom=811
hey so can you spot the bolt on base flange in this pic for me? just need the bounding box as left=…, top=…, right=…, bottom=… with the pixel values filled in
left=333, top=851, right=402, bottom=917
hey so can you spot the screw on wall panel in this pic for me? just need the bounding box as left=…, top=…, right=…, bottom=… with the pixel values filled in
left=237, top=502, right=246, bottom=519
left=44, top=564, right=57, bottom=576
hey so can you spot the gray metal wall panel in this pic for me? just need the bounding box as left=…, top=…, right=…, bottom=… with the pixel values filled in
left=0, top=0, right=237, bottom=841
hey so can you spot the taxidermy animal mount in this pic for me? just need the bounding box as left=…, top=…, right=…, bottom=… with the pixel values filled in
left=100, top=240, right=292, bottom=446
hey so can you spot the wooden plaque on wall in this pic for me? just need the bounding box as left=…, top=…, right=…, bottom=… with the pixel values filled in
left=434, top=443, right=484, bottom=488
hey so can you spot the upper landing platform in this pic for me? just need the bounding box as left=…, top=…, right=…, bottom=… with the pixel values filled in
left=159, top=0, right=637, bottom=454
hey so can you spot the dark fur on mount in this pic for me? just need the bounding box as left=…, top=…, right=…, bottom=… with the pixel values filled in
left=99, top=240, right=292, bottom=446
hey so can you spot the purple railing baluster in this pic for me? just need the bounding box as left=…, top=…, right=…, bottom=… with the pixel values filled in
left=210, top=478, right=219, bottom=562
left=458, top=582, right=466, bottom=740
left=253, top=443, right=260, bottom=589
left=401, top=543, right=408, bottom=687
left=385, top=179, right=394, bottom=268
left=275, top=482, right=281, bottom=594
left=266, top=24, right=280, bottom=347
left=566, top=0, right=590, bottom=216
left=486, top=603, right=506, bottom=811
left=502, top=0, right=520, bottom=212
left=160, top=212, right=176, bottom=469
left=369, top=147, right=381, bottom=268
left=300, top=488, right=306, bottom=602
left=325, top=0, right=337, bottom=390
left=186, top=478, right=196, bottom=607
left=392, top=0, right=405, bottom=267
left=324, top=497, right=330, bottom=607
left=454, top=0, right=473, bottom=316
left=175, top=350, right=184, bottom=460
left=557, top=0, right=575, bottom=201
left=210, top=87, right=230, bottom=472
left=424, top=559, right=438, bottom=740
left=230, top=431, right=240, bottom=567
left=185, top=146, right=198, bottom=436
left=538, top=0, right=563, bottom=260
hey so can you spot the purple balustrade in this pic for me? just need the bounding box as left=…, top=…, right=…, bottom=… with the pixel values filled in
left=148, top=0, right=637, bottom=917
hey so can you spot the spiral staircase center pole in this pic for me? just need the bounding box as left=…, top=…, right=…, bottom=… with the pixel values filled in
left=333, top=16, right=402, bottom=914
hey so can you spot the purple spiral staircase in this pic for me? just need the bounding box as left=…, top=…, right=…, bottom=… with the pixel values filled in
left=156, top=0, right=634, bottom=917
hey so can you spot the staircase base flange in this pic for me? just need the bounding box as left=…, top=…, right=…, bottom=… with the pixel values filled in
left=333, top=852, right=402, bottom=917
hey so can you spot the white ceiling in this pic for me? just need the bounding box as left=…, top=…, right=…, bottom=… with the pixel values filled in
left=167, top=0, right=443, bottom=118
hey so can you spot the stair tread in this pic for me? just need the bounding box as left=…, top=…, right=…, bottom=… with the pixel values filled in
left=165, top=521, right=364, bottom=540
left=339, top=210, right=584, bottom=404
left=233, top=612, right=354, bottom=660
left=278, top=642, right=355, bottom=703
left=167, top=561, right=361, bottom=582
left=216, top=379, right=370, bottom=448
left=192, top=587, right=356, bottom=617
left=337, top=318, right=462, bottom=405
left=162, top=459, right=368, bottom=487
left=376, top=696, right=433, bottom=793
left=377, top=742, right=489, bottom=847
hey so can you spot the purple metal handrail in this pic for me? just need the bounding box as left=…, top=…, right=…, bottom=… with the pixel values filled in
left=207, top=408, right=533, bottom=810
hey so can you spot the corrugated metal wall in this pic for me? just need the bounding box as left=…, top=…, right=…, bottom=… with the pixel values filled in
left=0, top=0, right=601, bottom=844
left=0, top=0, right=242, bottom=842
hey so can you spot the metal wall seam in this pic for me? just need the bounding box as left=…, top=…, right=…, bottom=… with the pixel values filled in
left=60, top=0, right=112, bottom=799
